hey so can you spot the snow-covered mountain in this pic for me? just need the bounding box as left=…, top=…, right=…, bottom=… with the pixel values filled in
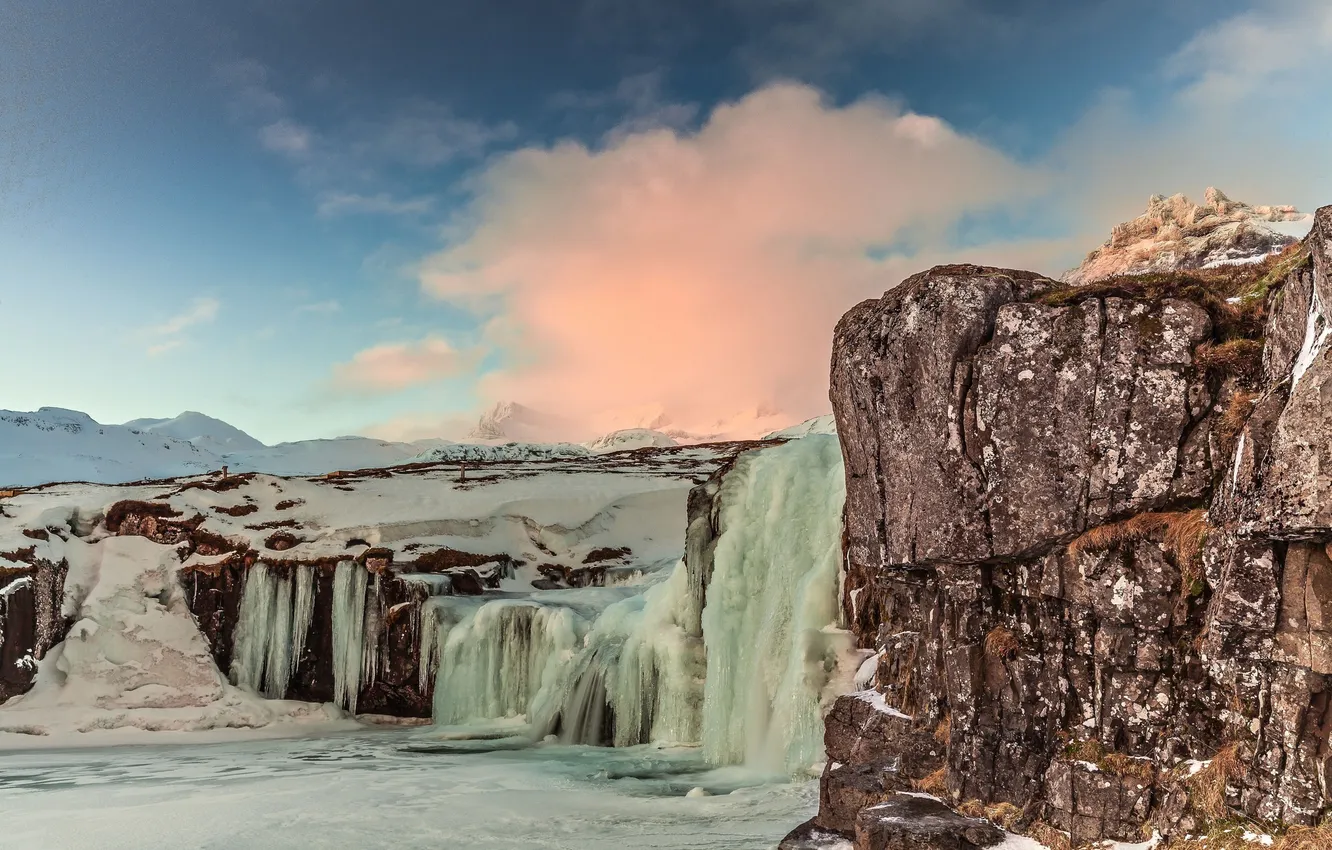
left=585, top=429, right=678, bottom=453
left=122, top=411, right=265, bottom=455
left=1064, top=187, right=1314, bottom=285
left=1, top=408, right=220, bottom=486
left=468, top=402, right=582, bottom=442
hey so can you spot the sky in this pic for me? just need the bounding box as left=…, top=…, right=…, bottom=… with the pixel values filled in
left=1, top=0, right=1329, bottom=444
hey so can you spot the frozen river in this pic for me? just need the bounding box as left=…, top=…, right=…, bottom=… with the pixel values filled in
left=0, top=728, right=815, bottom=849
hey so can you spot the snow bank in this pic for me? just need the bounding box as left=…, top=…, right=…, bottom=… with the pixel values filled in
left=0, top=535, right=344, bottom=742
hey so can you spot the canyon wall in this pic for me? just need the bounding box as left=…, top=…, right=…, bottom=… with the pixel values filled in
left=791, top=207, right=1332, bottom=850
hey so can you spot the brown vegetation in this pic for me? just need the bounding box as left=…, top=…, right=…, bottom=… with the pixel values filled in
left=915, top=766, right=949, bottom=797
left=1025, top=820, right=1071, bottom=850
left=957, top=800, right=1022, bottom=831
left=1069, top=509, right=1209, bottom=597
left=21, top=528, right=49, bottom=541
left=984, top=626, right=1019, bottom=660
left=264, top=531, right=304, bottom=551
left=1063, top=739, right=1156, bottom=782
left=1216, top=390, right=1257, bottom=457
left=1195, top=339, right=1264, bottom=386
left=274, top=499, right=303, bottom=511
left=1188, top=742, right=1244, bottom=823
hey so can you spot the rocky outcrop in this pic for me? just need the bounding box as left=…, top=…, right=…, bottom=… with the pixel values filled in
left=0, top=559, right=68, bottom=702
left=803, top=207, right=1332, bottom=848
left=1064, top=188, right=1311, bottom=285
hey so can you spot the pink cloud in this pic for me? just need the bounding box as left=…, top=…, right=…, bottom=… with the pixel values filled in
left=332, top=338, right=474, bottom=394
left=418, top=83, right=1048, bottom=428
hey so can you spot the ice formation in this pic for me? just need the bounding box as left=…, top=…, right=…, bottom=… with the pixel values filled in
left=230, top=564, right=318, bottom=699
left=332, top=560, right=369, bottom=714
left=425, top=435, right=852, bottom=773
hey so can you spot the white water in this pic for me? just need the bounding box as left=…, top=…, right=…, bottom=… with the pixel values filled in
left=230, top=563, right=317, bottom=699
left=0, top=730, right=815, bottom=850
left=428, top=435, right=852, bottom=775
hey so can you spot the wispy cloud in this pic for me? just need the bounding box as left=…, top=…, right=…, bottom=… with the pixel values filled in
left=359, top=98, right=517, bottom=168
left=259, top=119, right=314, bottom=155
left=148, top=297, right=220, bottom=336
left=331, top=337, right=477, bottom=394
left=549, top=70, right=698, bottom=136
left=143, top=297, right=220, bottom=356
left=316, top=192, right=434, bottom=218
left=296, top=300, right=342, bottom=315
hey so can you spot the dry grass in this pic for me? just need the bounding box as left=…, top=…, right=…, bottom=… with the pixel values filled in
left=956, top=800, right=1023, bottom=831
left=1063, top=739, right=1155, bottom=783
left=1188, top=742, right=1244, bottom=823
left=915, top=766, right=949, bottom=797
left=1168, top=820, right=1263, bottom=850
left=1216, top=390, right=1257, bottom=457
left=1274, top=825, right=1332, bottom=850
left=1026, top=820, right=1072, bottom=850
left=984, top=626, right=1019, bottom=660
left=1195, top=339, right=1264, bottom=385
left=1100, top=752, right=1156, bottom=783
left=1069, top=509, right=1209, bottom=597
left=934, top=712, right=952, bottom=745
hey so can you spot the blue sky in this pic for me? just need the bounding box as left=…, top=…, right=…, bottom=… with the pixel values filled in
left=1, top=0, right=1328, bottom=443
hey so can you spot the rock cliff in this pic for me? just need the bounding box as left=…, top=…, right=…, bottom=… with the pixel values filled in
left=793, top=206, right=1332, bottom=849
left=1064, top=188, right=1311, bottom=286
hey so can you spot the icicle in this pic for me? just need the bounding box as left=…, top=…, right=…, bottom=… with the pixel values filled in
left=362, top=572, right=382, bottom=690
left=262, top=571, right=295, bottom=698
left=699, top=434, right=850, bottom=774
left=290, top=565, right=315, bottom=677
left=230, top=563, right=278, bottom=693
left=332, top=560, right=368, bottom=714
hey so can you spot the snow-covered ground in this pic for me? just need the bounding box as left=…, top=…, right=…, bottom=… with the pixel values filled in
left=0, top=405, right=799, bottom=487
left=0, top=730, right=816, bottom=850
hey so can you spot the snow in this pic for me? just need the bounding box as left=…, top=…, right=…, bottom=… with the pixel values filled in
left=764, top=414, right=837, bottom=440
left=123, top=411, right=265, bottom=454
left=0, top=535, right=346, bottom=741
left=586, top=429, right=679, bottom=453
left=854, top=651, right=882, bottom=690
left=851, top=688, right=913, bottom=720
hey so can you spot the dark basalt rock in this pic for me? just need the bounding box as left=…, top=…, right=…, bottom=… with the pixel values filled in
left=855, top=795, right=1004, bottom=850
left=817, top=208, right=1332, bottom=846
left=0, top=558, right=69, bottom=702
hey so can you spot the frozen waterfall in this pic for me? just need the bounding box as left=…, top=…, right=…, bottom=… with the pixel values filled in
left=230, top=563, right=317, bottom=699
left=427, top=434, right=851, bottom=774
left=332, top=560, right=369, bottom=714
left=699, top=435, right=849, bottom=773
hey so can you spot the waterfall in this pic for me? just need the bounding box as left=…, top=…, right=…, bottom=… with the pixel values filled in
left=432, top=600, right=582, bottom=727
left=699, top=435, right=849, bottom=773
left=332, top=560, right=369, bottom=714
left=427, top=434, right=850, bottom=774
left=230, top=563, right=318, bottom=699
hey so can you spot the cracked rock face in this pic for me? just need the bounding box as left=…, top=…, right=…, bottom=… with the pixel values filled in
left=811, top=206, right=1332, bottom=849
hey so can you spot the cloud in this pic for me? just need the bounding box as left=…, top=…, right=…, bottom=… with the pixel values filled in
left=418, top=83, right=1045, bottom=427
left=296, top=300, right=342, bottom=314
left=331, top=337, right=476, bottom=394
left=316, top=192, right=434, bottom=218
left=146, top=340, right=183, bottom=357
left=361, top=99, right=517, bottom=168
left=259, top=119, right=314, bottom=155
left=549, top=70, right=699, bottom=136
left=148, top=297, right=220, bottom=337
left=142, top=297, right=220, bottom=356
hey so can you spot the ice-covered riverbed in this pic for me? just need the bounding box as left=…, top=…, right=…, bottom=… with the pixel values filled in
left=0, top=729, right=815, bottom=849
